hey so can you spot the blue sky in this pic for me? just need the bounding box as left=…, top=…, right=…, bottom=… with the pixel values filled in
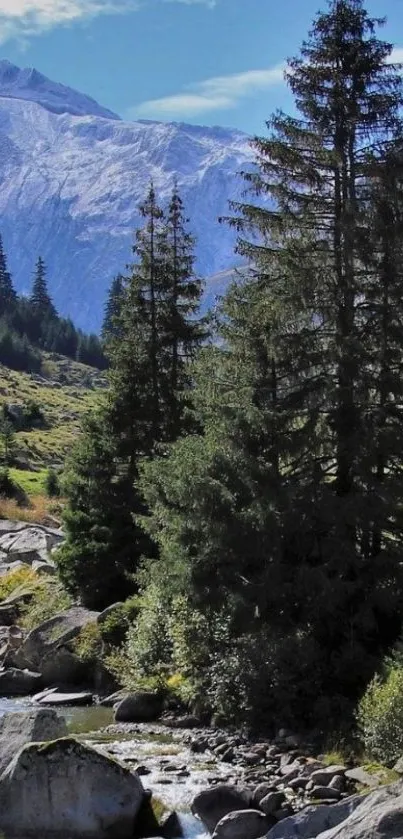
left=0, top=0, right=402, bottom=134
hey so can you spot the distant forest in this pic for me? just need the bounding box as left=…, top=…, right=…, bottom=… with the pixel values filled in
left=0, top=239, right=107, bottom=372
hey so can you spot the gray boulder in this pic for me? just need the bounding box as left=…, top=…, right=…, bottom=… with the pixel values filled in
left=266, top=796, right=364, bottom=839
left=310, top=766, right=346, bottom=786
left=114, top=691, right=164, bottom=723
left=317, top=783, right=403, bottom=839
left=0, top=667, right=42, bottom=696
left=18, top=606, right=99, bottom=684
left=213, top=809, right=269, bottom=839
left=192, top=784, right=253, bottom=834
left=0, top=604, right=17, bottom=625
left=0, top=708, right=67, bottom=773
left=0, top=737, right=144, bottom=839
left=0, top=523, right=63, bottom=567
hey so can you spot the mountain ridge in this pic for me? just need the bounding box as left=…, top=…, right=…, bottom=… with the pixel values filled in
left=0, top=61, right=253, bottom=331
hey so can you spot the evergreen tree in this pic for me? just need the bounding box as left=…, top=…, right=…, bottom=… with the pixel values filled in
left=0, top=235, right=17, bottom=317
left=161, top=185, right=205, bottom=437
left=30, top=257, right=57, bottom=324
left=139, top=0, right=403, bottom=727
left=102, top=274, right=125, bottom=342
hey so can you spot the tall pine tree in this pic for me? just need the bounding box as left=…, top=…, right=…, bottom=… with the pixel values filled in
left=102, top=274, right=125, bottom=343
left=0, top=235, right=16, bottom=317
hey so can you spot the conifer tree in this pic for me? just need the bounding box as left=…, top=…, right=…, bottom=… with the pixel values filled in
left=161, top=185, right=204, bottom=436
left=30, top=257, right=57, bottom=322
left=0, top=235, right=16, bottom=317
left=102, top=274, right=125, bottom=342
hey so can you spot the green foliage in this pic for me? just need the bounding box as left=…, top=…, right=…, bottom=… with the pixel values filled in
left=20, top=578, right=73, bottom=632
left=73, top=622, right=103, bottom=662
left=45, top=467, right=60, bottom=498
left=0, top=467, right=22, bottom=500
left=357, top=662, right=403, bottom=766
left=0, top=567, right=39, bottom=601
left=0, top=411, right=18, bottom=465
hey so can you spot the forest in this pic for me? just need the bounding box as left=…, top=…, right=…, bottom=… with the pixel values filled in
left=54, top=0, right=403, bottom=752
left=0, top=244, right=106, bottom=372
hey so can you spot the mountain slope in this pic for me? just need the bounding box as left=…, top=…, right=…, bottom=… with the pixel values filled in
left=0, top=61, right=254, bottom=331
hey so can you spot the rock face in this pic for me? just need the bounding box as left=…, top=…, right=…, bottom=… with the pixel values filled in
left=18, top=605, right=99, bottom=685
left=0, top=666, right=42, bottom=696
left=192, top=784, right=253, bottom=834
left=212, top=809, right=269, bottom=839
left=266, top=796, right=365, bottom=839
left=0, top=521, right=63, bottom=576
left=0, top=737, right=144, bottom=839
left=316, top=783, right=403, bottom=839
left=0, top=708, right=67, bottom=773
left=114, top=691, right=164, bottom=723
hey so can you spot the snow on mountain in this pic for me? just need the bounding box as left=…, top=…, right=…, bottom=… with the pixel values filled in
left=0, top=60, right=119, bottom=120
left=0, top=63, right=255, bottom=331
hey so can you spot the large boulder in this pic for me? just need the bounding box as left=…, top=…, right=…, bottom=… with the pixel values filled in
left=18, top=606, right=99, bottom=685
left=213, top=809, right=269, bottom=839
left=0, top=667, right=42, bottom=696
left=0, top=708, right=67, bottom=773
left=114, top=691, right=164, bottom=723
left=266, top=796, right=365, bottom=839
left=316, top=782, right=403, bottom=839
left=192, top=785, right=253, bottom=834
left=0, top=522, right=63, bottom=570
left=0, top=737, right=144, bottom=839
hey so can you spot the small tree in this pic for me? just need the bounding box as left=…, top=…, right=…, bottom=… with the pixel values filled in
left=0, top=414, right=17, bottom=466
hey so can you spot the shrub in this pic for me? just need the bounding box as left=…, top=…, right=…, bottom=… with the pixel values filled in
left=20, top=579, right=73, bottom=632
left=357, top=663, right=403, bottom=766
left=73, top=622, right=103, bottom=662
left=45, top=468, right=60, bottom=498
left=0, top=567, right=39, bottom=601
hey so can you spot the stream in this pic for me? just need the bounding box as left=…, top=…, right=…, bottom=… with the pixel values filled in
left=0, top=698, right=226, bottom=839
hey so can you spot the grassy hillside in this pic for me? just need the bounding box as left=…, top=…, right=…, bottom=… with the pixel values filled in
left=0, top=352, right=107, bottom=522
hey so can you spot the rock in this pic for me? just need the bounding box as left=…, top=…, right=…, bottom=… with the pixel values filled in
left=260, top=792, right=286, bottom=816
left=99, top=689, right=127, bottom=706
left=266, top=796, right=364, bottom=839
left=329, top=775, right=345, bottom=791
left=161, top=811, right=185, bottom=838
left=0, top=709, right=67, bottom=773
left=394, top=757, right=403, bottom=775
left=311, top=786, right=341, bottom=801
left=38, top=690, right=93, bottom=707
left=0, top=604, right=17, bottom=625
left=19, top=606, right=99, bottom=684
left=288, top=776, right=310, bottom=791
left=114, top=691, right=164, bottom=723
left=192, top=784, right=253, bottom=834
left=0, top=737, right=144, bottom=839
left=345, top=766, right=382, bottom=788
left=310, top=765, right=347, bottom=786
left=0, top=523, right=63, bottom=567
left=212, top=809, right=269, bottom=839
left=254, top=783, right=276, bottom=804
left=316, top=783, right=403, bottom=838
left=0, top=667, right=42, bottom=696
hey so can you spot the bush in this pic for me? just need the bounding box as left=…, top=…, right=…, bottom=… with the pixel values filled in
left=357, top=663, right=403, bottom=766
left=45, top=467, right=60, bottom=498
left=20, top=579, right=73, bottom=632
left=0, top=567, right=39, bottom=601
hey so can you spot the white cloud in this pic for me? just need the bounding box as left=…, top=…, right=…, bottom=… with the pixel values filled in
left=133, top=64, right=285, bottom=118
left=0, top=0, right=215, bottom=43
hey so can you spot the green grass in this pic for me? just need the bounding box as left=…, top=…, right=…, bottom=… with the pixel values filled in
left=9, top=467, right=47, bottom=496
left=0, top=353, right=107, bottom=514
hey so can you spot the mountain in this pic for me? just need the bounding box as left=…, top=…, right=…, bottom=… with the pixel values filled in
left=0, top=60, right=255, bottom=332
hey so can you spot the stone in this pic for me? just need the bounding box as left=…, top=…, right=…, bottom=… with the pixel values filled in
left=114, top=691, right=164, bottom=723
left=393, top=757, right=403, bottom=775
left=0, top=667, right=42, bottom=696
left=38, top=691, right=93, bottom=707
left=19, top=606, right=99, bottom=684
left=345, top=766, right=382, bottom=788
left=311, top=786, right=341, bottom=801
left=0, top=523, right=63, bottom=567
left=99, top=689, right=127, bottom=706
left=316, top=783, right=403, bottom=839
left=0, top=737, right=144, bottom=839
left=329, top=775, right=345, bottom=791
left=254, top=783, right=275, bottom=804
left=0, top=604, right=17, bottom=625
left=288, top=776, right=310, bottom=791
left=266, top=796, right=364, bottom=839
left=192, top=784, right=253, bottom=833
left=260, top=792, right=286, bottom=816
left=310, top=765, right=347, bottom=786
left=212, top=809, right=269, bottom=839
left=0, top=709, right=67, bottom=774
left=97, top=602, right=125, bottom=624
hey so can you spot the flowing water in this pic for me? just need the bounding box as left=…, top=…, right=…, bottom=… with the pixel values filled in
left=0, top=698, right=213, bottom=838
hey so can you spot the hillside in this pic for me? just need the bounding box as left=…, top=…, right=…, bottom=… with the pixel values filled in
left=0, top=60, right=255, bottom=332
left=0, top=353, right=106, bottom=520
